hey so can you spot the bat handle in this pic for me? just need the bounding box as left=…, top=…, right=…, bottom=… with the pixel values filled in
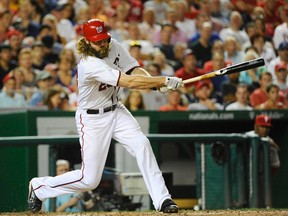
left=183, top=76, right=202, bottom=84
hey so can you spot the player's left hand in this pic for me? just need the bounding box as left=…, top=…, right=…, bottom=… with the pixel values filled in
left=165, top=77, right=183, bottom=90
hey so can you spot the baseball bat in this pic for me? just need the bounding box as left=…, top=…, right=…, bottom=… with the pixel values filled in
left=183, top=57, right=265, bottom=85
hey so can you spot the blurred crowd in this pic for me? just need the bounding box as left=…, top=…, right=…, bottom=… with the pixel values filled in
left=0, top=0, right=287, bottom=111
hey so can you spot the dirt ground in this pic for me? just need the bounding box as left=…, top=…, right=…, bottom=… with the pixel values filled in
left=1, top=210, right=288, bottom=216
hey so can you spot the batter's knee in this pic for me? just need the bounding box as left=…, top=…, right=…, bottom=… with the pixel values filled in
left=82, top=177, right=101, bottom=191
left=134, top=135, right=152, bottom=151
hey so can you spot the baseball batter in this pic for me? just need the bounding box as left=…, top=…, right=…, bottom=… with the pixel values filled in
left=28, top=19, right=182, bottom=213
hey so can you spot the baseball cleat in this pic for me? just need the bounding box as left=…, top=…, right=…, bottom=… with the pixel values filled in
left=28, top=181, right=42, bottom=213
left=160, top=199, right=179, bottom=213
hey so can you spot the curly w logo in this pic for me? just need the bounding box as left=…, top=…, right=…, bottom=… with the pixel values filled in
left=96, top=26, right=103, bottom=33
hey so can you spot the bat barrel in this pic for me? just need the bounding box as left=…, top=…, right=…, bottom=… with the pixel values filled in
left=182, top=57, right=265, bottom=85
left=225, top=57, right=265, bottom=75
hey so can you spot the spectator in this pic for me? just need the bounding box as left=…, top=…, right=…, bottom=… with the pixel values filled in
left=128, top=41, right=144, bottom=68
left=223, top=35, right=245, bottom=64
left=57, top=3, right=76, bottom=25
left=0, top=10, right=13, bottom=44
left=55, top=56, right=75, bottom=91
left=50, top=3, right=77, bottom=44
left=272, top=6, right=288, bottom=50
left=44, top=159, right=85, bottom=212
left=189, top=21, right=214, bottom=68
left=142, top=62, right=167, bottom=110
left=18, top=47, right=40, bottom=88
left=203, top=51, right=231, bottom=102
left=219, top=11, right=249, bottom=46
left=209, top=0, right=230, bottom=28
left=29, top=70, right=52, bottom=108
left=211, top=39, right=225, bottom=55
left=238, top=48, right=264, bottom=90
left=5, top=0, right=20, bottom=14
left=22, top=36, right=36, bottom=48
left=43, top=86, right=68, bottom=111
left=106, top=10, right=129, bottom=43
left=110, top=0, right=144, bottom=22
left=31, top=41, right=49, bottom=70
left=158, top=90, right=187, bottom=111
left=125, top=0, right=144, bottom=23
left=60, top=91, right=74, bottom=111
left=138, top=7, right=161, bottom=43
left=121, top=22, right=155, bottom=61
left=250, top=33, right=276, bottom=65
left=154, top=22, right=176, bottom=63
left=267, top=42, right=288, bottom=81
left=189, top=12, right=222, bottom=45
left=189, top=0, right=223, bottom=32
left=175, top=49, right=208, bottom=97
left=112, top=0, right=130, bottom=31
left=249, top=71, right=286, bottom=108
left=172, top=42, right=187, bottom=71
left=0, top=76, right=27, bottom=108
left=249, top=7, right=265, bottom=32
left=162, top=8, right=188, bottom=45
left=152, top=51, right=174, bottom=76
left=225, top=83, right=252, bottom=110
left=28, top=0, right=45, bottom=26
left=273, top=61, right=288, bottom=93
left=256, top=84, right=287, bottom=110
left=187, top=81, right=223, bottom=110
left=65, top=13, right=89, bottom=64
left=220, top=71, right=240, bottom=105
left=58, top=0, right=88, bottom=18
left=141, top=63, right=168, bottom=110
left=59, top=48, right=77, bottom=70
left=123, top=90, right=145, bottom=111
left=87, top=0, right=108, bottom=22
left=146, top=62, right=161, bottom=77
left=41, top=34, right=62, bottom=64
left=6, top=29, right=23, bottom=64
left=44, top=63, right=58, bottom=86
left=73, top=6, right=90, bottom=26
left=9, top=67, right=28, bottom=96
left=173, top=0, right=197, bottom=39
left=144, top=0, right=169, bottom=24
left=11, top=0, right=40, bottom=38
left=256, top=1, right=282, bottom=38
left=230, top=0, right=257, bottom=24
left=242, top=21, right=258, bottom=52
left=41, top=14, right=66, bottom=45
left=249, top=71, right=272, bottom=108
left=0, top=44, right=17, bottom=89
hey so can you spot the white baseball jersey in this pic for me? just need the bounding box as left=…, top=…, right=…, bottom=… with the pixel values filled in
left=77, top=38, right=139, bottom=110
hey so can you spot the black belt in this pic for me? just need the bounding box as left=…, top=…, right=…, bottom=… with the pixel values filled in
left=86, top=104, right=117, bottom=114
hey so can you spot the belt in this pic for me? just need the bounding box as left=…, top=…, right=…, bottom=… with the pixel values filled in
left=86, top=104, right=117, bottom=114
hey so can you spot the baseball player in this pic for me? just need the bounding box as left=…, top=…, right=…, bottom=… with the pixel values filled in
left=28, top=19, right=182, bottom=213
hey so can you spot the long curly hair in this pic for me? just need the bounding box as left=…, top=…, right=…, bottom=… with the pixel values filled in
left=76, top=38, right=96, bottom=58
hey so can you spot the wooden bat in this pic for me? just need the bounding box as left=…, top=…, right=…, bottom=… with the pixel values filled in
left=183, top=57, right=265, bottom=85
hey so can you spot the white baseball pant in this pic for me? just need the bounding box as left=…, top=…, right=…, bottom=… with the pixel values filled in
left=31, top=102, right=171, bottom=210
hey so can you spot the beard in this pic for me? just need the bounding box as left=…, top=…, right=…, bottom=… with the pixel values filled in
left=94, top=46, right=109, bottom=59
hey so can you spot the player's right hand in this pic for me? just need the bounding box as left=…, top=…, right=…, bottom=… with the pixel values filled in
left=165, top=77, right=183, bottom=90
left=158, top=86, right=169, bottom=94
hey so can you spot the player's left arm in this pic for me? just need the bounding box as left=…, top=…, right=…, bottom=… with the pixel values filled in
left=130, top=67, right=151, bottom=77
left=129, top=67, right=170, bottom=93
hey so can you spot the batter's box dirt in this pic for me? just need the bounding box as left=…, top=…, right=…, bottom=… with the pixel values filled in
left=1, top=210, right=288, bottom=216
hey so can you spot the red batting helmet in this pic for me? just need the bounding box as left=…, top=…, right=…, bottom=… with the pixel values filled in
left=83, top=19, right=111, bottom=42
